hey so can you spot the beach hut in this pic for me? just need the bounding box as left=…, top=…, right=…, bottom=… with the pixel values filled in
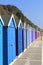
left=7, top=15, right=16, bottom=64
left=27, top=24, right=30, bottom=46
left=16, top=19, right=24, bottom=55
left=23, top=23, right=27, bottom=50
left=33, top=28, right=35, bottom=41
left=29, top=26, right=32, bottom=43
left=36, top=28, right=39, bottom=39
left=37, top=31, right=38, bottom=38
left=1, top=15, right=11, bottom=65
left=22, top=22, right=24, bottom=51
left=32, top=28, right=35, bottom=42
left=37, top=31, right=39, bottom=37
left=38, top=31, right=40, bottom=37
left=18, top=19, right=23, bottom=55
left=35, top=30, right=37, bottom=39
left=31, top=28, right=33, bottom=42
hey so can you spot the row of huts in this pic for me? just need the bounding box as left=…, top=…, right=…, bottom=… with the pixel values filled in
left=0, top=14, right=42, bottom=65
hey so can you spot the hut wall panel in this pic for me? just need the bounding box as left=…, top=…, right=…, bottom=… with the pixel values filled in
left=24, top=29, right=27, bottom=49
left=35, top=31, right=37, bottom=39
left=27, top=29, right=30, bottom=46
left=3, top=27, right=8, bottom=65
left=22, top=29, right=24, bottom=51
left=0, top=21, right=3, bottom=65
left=31, top=30, right=33, bottom=42
left=33, top=30, right=35, bottom=40
left=32, top=30, right=35, bottom=41
left=29, top=28, right=32, bottom=43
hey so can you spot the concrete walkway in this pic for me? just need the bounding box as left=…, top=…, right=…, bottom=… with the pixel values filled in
left=12, top=37, right=42, bottom=65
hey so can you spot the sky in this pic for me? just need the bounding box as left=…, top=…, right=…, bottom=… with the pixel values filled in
left=0, top=0, right=43, bottom=29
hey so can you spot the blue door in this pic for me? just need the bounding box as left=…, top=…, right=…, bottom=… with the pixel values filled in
left=18, top=24, right=22, bottom=55
left=22, top=29, right=24, bottom=51
left=29, top=28, right=32, bottom=43
left=24, top=29, right=27, bottom=49
left=35, top=31, right=37, bottom=39
left=33, top=30, right=35, bottom=41
left=0, top=21, right=3, bottom=65
left=31, top=29, right=36, bottom=41
left=37, top=32, right=39, bottom=37
left=31, top=30, right=33, bottom=42
left=8, top=19, right=16, bottom=64
left=27, top=29, right=30, bottom=46
left=29, top=28, right=31, bottom=43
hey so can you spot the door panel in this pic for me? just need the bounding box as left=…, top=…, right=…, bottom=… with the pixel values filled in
left=27, top=29, right=30, bottom=46
left=18, top=28, right=22, bottom=55
left=0, top=29, right=3, bottom=65
left=24, top=29, right=27, bottom=49
left=8, top=27, right=16, bottom=64
left=0, top=21, right=3, bottom=65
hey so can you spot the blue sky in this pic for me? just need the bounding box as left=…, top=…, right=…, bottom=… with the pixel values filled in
left=0, top=0, right=43, bottom=29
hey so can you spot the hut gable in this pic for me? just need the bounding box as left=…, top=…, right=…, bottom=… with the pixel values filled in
left=15, top=19, right=19, bottom=28
left=0, top=16, right=4, bottom=26
left=8, top=18, right=15, bottom=27
left=8, top=14, right=16, bottom=27
left=0, top=20, right=3, bottom=27
left=1, top=15, right=10, bottom=26
left=18, top=19, right=23, bottom=28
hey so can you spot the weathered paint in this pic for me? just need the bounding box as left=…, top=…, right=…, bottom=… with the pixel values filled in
left=8, top=18, right=16, bottom=64
left=0, top=20, right=3, bottom=65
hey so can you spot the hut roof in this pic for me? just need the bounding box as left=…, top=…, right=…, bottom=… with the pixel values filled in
left=1, top=15, right=11, bottom=26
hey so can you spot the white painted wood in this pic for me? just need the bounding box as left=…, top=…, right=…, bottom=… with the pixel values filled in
left=8, top=14, right=16, bottom=27
left=0, top=15, right=4, bottom=25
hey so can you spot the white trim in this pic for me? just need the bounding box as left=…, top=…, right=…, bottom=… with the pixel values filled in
left=24, top=48, right=27, bottom=52
left=0, top=15, right=4, bottom=25
left=29, top=26, right=32, bottom=31
left=27, top=24, right=29, bottom=30
left=24, top=23, right=26, bottom=29
left=37, top=30, right=39, bottom=32
left=18, top=19, right=23, bottom=28
left=8, top=14, right=16, bottom=27
left=18, top=52, right=23, bottom=58
left=29, top=26, right=32, bottom=30
left=9, top=58, right=17, bottom=65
